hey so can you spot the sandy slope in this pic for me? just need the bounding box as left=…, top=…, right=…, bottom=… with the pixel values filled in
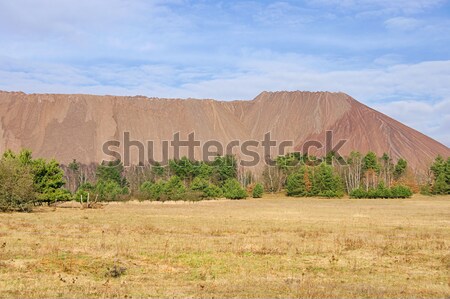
left=0, top=90, right=448, bottom=171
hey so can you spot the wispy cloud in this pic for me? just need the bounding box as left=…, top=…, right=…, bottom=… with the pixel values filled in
left=308, top=0, right=446, bottom=15
left=373, top=98, right=450, bottom=146
left=0, top=0, right=449, bottom=145
left=384, top=17, right=422, bottom=31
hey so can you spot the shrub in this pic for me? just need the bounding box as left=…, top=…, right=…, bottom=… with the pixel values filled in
left=139, top=180, right=166, bottom=201
left=203, top=183, right=223, bottom=198
left=350, top=185, right=413, bottom=199
left=390, top=185, right=413, bottom=198
left=41, top=188, right=72, bottom=203
left=76, top=180, right=128, bottom=202
left=95, top=180, right=129, bottom=201
left=139, top=176, right=188, bottom=201
left=190, top=177, right=222, bottom=199
left=190, top=177, right=209, bottom=191
left=164, top=176, right=186, bottom=200
left=367, top=188, right=378, bottom=199
left=183, top=190, right=204, bottom=202
left=420, top=184, right=432, bottom=196
left=149, top=181, right=167, bottom=200
left=0, top=159, right=35, bottom=212
left=140, top=181, right=156, bottom=200
left=74, top=188, right=89, bottom=203
left=222, top=178, right=247, bottom=199
left=349, top=188, right=367, bottom=199
left=252, top=183, right=264, bottom=198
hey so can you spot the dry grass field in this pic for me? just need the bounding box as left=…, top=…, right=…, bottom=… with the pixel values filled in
left=0, top=194, right=449, bottom=298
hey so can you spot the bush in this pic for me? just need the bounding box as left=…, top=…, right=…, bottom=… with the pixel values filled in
left=150, top=181, right=167, bottom=200
left=190, top=177, right=222, bottom=199
left=40, top=188, right=72, bottom=203
left=183, top=190, right=204, bottom=202
left=350, top=185, right=412, bottom=199
left=95, top=180, right=129, bottom=201
left=222, top=178, right=247, bottom=199
left=252, top=183, right=264, bottom=198
left=420, top=184, right=432, bottom=196
left=139, top=176, right=186, bottom=201
left=139, top=180, right=166, bottom=201
left=203, top=183, right=223, bottom=198
left=76, top=181, right=128, bottom=202
left=164, top=176, right=186, bottom=200
left=349, top=188, right=367, bottom=199
left=390, top=185, right=413, bottom=198
left=0, top=159, right=35, bottom=212
left=74, top=188, right=89, bottom=203
left=190, top=177, right=209, bottom=191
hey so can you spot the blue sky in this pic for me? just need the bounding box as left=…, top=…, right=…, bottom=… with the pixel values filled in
left=0, top=0, right=449, bottom=145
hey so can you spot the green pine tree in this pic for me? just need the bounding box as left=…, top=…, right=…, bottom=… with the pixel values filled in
left=252, top=183, right=264, bottom=198
left=286, top=167, right=308, bottom=197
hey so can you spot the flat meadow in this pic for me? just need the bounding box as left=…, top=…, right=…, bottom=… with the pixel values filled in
left=0, top=194, right=449, bottom=298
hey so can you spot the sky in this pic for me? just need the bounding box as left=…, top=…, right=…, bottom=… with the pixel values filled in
left=0, top=0, right=449, bottom=146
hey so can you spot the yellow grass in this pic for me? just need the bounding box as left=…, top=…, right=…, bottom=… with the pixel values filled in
left=0, top=194, right=449, bottom=298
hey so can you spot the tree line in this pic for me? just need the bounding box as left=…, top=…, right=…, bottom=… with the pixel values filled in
left=263, top=151, right=449, bottom=198
left=0, top=149, right=448, bottom=212
left=0, top=151, right=257, bottom=212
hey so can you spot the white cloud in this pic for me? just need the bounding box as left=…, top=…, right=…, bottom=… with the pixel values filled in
left=252, top=2, right=316, bottom=26
left=1, top=54, right=449, bottom=145
left=308, top=0, right=445, bottom=14
left=372, top=98, right=450, bottom=146
left=0, top=0, right=190, bottom=60
left=384, top=17, right=422, bottom=31
left=0, top=1, right=448, bottom=146
left=373, top=54, right=403, bottom=65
